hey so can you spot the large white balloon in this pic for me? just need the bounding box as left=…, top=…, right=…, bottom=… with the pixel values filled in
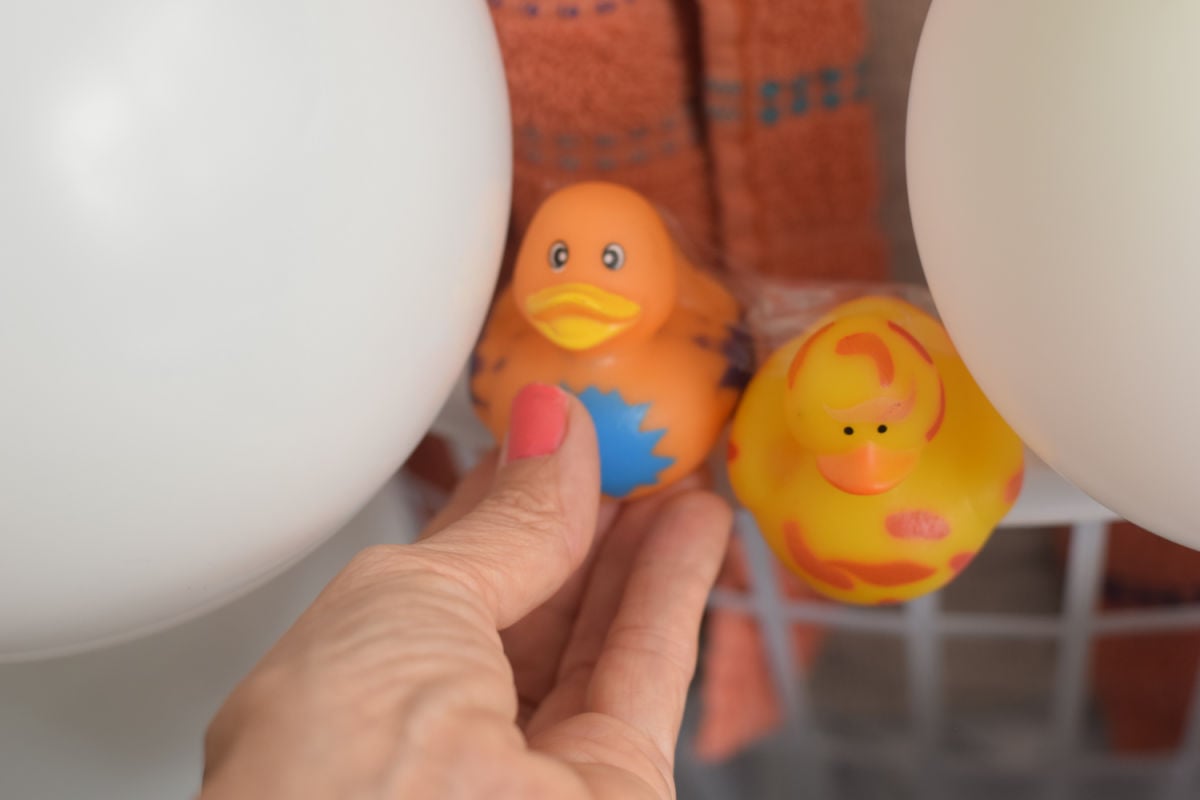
left=908, top=2, right=1200, bottom=546
left=0, top=1, right=511, bottom=659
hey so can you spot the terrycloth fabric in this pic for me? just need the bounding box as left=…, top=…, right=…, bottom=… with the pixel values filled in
left=697, top=0, right=887, bottom=278
left=488, top=0, right=887, bottom=280
left=481, top=0, right=887, bottom=761
left=489, top=0, right=717, bottom=272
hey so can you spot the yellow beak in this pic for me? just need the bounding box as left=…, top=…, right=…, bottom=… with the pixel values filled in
left=524, top=283, right=642, bottom=351
left=817, top=443, right=920, bottom=496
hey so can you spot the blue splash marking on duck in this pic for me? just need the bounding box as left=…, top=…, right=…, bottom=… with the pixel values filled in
left=570, top=385, right=674, bottom=498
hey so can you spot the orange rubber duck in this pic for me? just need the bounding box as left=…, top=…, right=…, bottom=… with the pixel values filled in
left=471, top=182, right=749, bottom=499
left=728, top=296, right=1024, bottom=604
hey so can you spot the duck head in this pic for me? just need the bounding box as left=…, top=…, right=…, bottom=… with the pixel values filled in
left=785, top=314, right=946, bottom=496
left=512, top=182, right=678, bottom=353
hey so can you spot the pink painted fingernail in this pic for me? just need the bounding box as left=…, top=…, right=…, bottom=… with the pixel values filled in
left=504, top=384, right=569, bottom=464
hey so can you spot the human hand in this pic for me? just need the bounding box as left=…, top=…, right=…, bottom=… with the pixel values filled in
left=202, top=384, right=732, bottom=799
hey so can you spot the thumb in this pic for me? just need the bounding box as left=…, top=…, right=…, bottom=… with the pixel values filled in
left=415, top=383, right=601, bottom=628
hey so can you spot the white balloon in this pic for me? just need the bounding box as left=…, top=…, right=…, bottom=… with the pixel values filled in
left=908, top=2, right=1200, bottom=546
left=0, top=0, right=511, bottom=659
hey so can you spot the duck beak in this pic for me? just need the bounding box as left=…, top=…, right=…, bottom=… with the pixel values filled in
left=524, top=283, right=642, bottom=351
left=817, top=443, right=919, bottom=496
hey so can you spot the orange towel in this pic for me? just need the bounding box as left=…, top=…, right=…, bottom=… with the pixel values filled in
left=488, top=0, right=887, bottom=282
left=697, top=0, right=887, bottom=279
left=489, top=0, right=718, bottom=272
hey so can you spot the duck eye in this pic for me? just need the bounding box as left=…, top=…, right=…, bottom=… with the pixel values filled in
left=878, top=425, right=888, bottom=434
left=548, top=241, right=569, bottom=271
left=601, top=243, right=626, bottom=271
left=843, top=426, right=854, bottom=436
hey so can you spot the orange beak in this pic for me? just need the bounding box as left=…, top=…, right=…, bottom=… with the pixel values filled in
left=816, top=443, right=919, bottom=496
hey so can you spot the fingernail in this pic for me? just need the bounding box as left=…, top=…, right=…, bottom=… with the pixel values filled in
left=504, top=384, right=569, bottom=464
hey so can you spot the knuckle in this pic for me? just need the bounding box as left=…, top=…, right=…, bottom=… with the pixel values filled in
left=479, top=482, right=567, bottom=535
left=331, top=545, right=478, bottom=609
left=556, top=653, right=601, bottom=688
left=607, top=621, right=698, bottom=679
left=467, top=484, right=578, bottom=569
left=427, top=553, right=506, bottom=619
left=399, top=677, right=514, bottom=753
left=342, top=544, right=408, bottom=582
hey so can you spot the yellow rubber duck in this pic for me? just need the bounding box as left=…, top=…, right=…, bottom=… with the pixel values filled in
left=728, top=296, right=1024, bottom=604
left=472, top=182, right=750, bottom=499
